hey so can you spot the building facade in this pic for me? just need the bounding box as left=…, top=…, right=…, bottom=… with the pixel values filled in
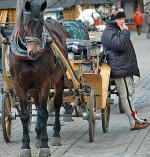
left=59, top=0, right=113, bottom=20
left=0, top=0, right=16, bottom=24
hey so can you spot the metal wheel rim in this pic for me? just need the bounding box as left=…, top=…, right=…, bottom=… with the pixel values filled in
left=101, top=99, right=110, bottom=133
left=2, top=93, right=12, bottom=142
left=89, top=90, right=96, bottom=142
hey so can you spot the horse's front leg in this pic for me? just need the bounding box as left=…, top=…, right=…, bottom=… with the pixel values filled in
left=19, top=100, right=31, bottom=157
left=52, top=79, right=64, bottom=146
left=38, top=83, right=51, bottom=156
left=35, top=103, right=43, bottom=149
left=15, top=89, right=31, bottom=157
left=30, top=92, right=43, bottom=149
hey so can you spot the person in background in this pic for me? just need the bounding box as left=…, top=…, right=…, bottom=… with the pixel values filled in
left=101, top=9, right=150, bottom=130
left=144, top=8, right=150, bottom=39
left=133, top=8, right=144, bottom=35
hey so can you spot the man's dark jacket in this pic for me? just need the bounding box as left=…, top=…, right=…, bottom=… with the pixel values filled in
left=101, top=22, right=140, bottom=78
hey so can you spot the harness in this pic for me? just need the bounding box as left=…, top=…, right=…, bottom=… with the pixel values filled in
left=10, top=11, right=67, bottom=60
left=9, top=13, right=91, bottom=93
left=10, top=27, right=48, bottom=60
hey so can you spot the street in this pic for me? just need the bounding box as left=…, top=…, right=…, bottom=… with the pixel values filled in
left=0, top=32, right=150, bottom=157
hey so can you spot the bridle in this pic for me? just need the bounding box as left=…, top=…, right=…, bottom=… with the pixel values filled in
left=11, top=9, right=66, bottom=61
left=17, top=11, right=47, bottom=49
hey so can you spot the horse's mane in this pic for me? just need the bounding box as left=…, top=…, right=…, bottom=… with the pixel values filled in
left=16, top=0, right=26, bottom=26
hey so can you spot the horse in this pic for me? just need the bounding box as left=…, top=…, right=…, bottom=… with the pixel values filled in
left=9, top=0, right=67, bottom=156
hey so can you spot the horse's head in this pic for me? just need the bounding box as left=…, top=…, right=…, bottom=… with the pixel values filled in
left=21, top=0, right=47, bottom=59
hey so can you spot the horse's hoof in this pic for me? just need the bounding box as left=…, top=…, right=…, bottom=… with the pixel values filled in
left=20, top=149, right=32, bottom=157
left=39, top=148, right=51, bottom=157
left=52, top=137, right=61, bottom=146
left=35, top=140, right=41, bottom=148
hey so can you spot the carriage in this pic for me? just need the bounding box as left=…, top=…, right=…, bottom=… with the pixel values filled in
left=0, top=1, right=113, bottom=156
left=0, top=19, right=111, bottom=144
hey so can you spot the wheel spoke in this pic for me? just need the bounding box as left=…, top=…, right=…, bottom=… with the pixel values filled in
left=2, top=93, right=12, bottom=142
left=88, top=90, right=96, bottom=142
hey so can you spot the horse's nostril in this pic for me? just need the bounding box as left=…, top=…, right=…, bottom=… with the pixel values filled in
left=29, top=51, right=33, bottom=56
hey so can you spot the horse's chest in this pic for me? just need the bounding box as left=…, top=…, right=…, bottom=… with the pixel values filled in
left=11, top=58, right=50, bottom=84
left=15, top=64, right=49, bottom=90
left=21, top=64, right=48, bottom=78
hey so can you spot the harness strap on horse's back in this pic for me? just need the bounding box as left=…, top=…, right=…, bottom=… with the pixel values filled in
left=47, top=37, right=91, bottom=93
left=47, top=44, right=74, bottom=95
left=41, top=19, right=67, bottom=56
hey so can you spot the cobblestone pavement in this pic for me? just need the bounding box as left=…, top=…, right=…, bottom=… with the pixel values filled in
left=0, top=32, right=150, bottom=157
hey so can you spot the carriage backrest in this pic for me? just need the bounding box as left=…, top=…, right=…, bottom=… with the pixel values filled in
left=62, top=20, right=103, bottom=61
left=63, top=20, right=90, bottom=40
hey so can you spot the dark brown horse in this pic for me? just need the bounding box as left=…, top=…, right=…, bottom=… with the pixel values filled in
left=9, top=0, right=67, bottom=156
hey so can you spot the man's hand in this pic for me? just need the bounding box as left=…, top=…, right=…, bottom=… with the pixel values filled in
left=120, top=23, right=128, bottom=30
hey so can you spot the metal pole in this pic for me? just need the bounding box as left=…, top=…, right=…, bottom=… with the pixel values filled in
left=141, top=0, right=144, bottom=12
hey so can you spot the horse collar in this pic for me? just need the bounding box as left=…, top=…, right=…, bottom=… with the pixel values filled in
left=10, top=27, right=47, bottom=60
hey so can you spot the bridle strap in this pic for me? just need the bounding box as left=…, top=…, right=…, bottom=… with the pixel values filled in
left=25, top=36, right=41, bottom=43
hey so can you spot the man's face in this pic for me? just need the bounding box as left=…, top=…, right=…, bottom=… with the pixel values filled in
left=115, top=17, right=125, bottom=27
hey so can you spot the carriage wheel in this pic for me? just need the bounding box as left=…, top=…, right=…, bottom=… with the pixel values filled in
left=101, top=99, right=110, bottom=133
left=1, top=93, right=12, bottom=142
left=88, top=90, right=96, bottom=142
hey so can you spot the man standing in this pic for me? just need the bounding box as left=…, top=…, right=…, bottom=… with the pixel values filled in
left=101, top=9, right=150, bottom=130
left=133, top=8, right=144, bottom=35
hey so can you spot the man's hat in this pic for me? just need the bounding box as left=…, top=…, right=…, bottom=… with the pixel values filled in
left=111, top=9, right=126, bottom=21
left=115, top=11, right=126, bottom=19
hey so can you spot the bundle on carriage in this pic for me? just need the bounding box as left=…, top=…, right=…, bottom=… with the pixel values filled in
left=1, top=0, right=111, bottom=157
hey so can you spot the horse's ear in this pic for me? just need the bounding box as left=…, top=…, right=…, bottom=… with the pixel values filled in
left=41, top=1, right=47, bottom=12
left=25, top=1, right=31, bottom=12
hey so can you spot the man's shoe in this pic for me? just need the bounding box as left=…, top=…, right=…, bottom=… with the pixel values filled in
left=130, top=121, right=150, bottom=131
